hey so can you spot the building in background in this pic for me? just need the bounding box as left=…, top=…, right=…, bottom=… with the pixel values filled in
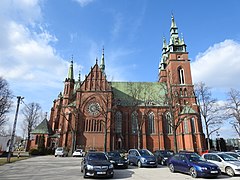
left=29, top=16, right=206, bottom=154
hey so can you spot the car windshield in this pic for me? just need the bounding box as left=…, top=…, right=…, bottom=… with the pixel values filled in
left=88, top=153, right=108, bottom=161
left=226, top=153, right=239, bottom=159
left=187, top=153, right=205, bottom=162
left=139, top=149, right=153, bottom=156
left=218, top=153, right=238, bottom=161
left=160, top=151, right=174, bottom=157
left=76, top=149, right=82, bottom=152
left=108, top=152, right=121, bottom=158
left=56, top=147, right=63, bottom=151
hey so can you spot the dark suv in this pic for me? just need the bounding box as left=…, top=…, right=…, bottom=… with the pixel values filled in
left=153, top=150, right=174, bottom=165
left=80, top=152, right=114, bottom=178
left=128, top=149, right=157, bottom=168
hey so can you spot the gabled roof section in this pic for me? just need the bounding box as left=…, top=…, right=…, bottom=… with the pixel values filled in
left=111, top=82, right=167, bottom=107
left=81, top=62, right=111, bottom=91
left=31, top=118, right=53, bottom=135
left=180, top=105, right=197, bottom=115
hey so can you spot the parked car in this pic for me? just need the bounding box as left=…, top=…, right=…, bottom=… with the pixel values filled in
left=168, top=152, right=221, bottom=178
left=72, top=149, right=84, bottom=157
left=128, top=149, right=157, bottom=168
left=106, top=151, right=128, bottom=169
left=54, top=147, right=68, bottom=157
left=202, top=152, right=240, bottom=176
left=225, top=152, right=240, bottom=160
left=200, top=149, right=218, bottom=156
left=80, top=151, right=114, bottom=178
left=233, top=150, right=240, bottom=155
left=153, top=150, right=174, bottom=165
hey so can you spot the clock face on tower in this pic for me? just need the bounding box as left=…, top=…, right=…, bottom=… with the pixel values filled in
left=87, top=102, right=100, bottom=116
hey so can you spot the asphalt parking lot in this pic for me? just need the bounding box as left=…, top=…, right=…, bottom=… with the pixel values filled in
left=0, top=156, right=239, bottom=180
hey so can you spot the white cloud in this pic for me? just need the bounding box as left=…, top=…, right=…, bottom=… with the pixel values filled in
left=192, top=40, right=240, bottom=90
left=73, top=0, right=95, bottom=7
left=0, top=0, right=78, bottom=116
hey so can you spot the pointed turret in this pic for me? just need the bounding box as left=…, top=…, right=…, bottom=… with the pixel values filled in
left=169, top=15, right=186, bottom=52
left=159, top=36, right=168, bottom=72
left=162, top=36, right=167, bottom=54
left=100, top=47, right=105, bottom=73
left=170, top=14, right=178, bottom=37
left=68, top=59, right=74, bottom=80
left=74, top=71, right=81, bottom=92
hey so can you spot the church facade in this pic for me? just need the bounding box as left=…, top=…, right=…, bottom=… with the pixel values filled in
left=36, top=16, right=206, bottom=154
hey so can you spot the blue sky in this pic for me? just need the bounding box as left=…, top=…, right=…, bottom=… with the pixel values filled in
left=0, top=0, right=240, bottom=138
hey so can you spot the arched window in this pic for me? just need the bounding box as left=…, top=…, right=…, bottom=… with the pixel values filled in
left=184, top=118, right=188, bottom=134
left=180, top=88, right=183, bottom=96
left=191, top=118, right=196, bottom=133
left=35, top=135, right=38, bottom=145
left=148, top=112, right=155, bottom=134
left=184, top=88, right=187, bottom=96
left=178, top=67, right=185, bottom=84
left=115, top=111, right=122, bottom=133
left=165, top=112, right=173, bottom=134
left=131, top=111, right=138, bottom=134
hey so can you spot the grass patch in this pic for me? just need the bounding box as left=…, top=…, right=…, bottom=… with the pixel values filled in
left=0, top=157, right=29, bottom=166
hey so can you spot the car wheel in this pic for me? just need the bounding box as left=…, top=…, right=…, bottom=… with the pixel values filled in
left=190, top=167, right=198, bottom=178
left=226, top=167, right=235, bottom=177
left=109, top=174, right=114, bottom=178
left=83, top=169, right=88, bottom=178
left=137, top=160, right=142, bottom=168
left=169, top=164, right=175, bottom=173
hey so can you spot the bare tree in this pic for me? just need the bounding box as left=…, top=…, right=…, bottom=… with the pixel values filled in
left=157, top=70, right=200, bottom=153
left=94, top=93, right=118, bottom=152
left=225, top=88, right=240, bottom=137
left=0, top=77, right=13, bottom=128
left=126, top=82, right=157, bottom=149
left=161, top=82, right=196, bottom=153
left=59, top=105, right=80, bottom=154
left=21, top=102, right=42, bottom=150
left=194, top=82, right=222, bottom=150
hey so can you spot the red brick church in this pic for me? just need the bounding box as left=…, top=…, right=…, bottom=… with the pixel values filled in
left=30, top=16, right=206, bottom=154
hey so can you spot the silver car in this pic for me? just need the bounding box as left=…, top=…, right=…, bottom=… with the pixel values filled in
left=55, top=147, right=68, bottom=157
left=202, top=152, right=240, bottom=176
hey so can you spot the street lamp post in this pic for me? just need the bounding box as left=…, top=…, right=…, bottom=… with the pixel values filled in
left=216, top=131, right=221, bottom=151
left=133, top=130, right=136, bottom=148
left=7, top=96, right=23, bottom=163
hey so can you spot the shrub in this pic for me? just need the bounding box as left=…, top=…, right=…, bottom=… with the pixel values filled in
left=29, top=148, right=39, bottom=155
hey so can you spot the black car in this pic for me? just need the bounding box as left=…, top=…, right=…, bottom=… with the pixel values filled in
left=107, top=151, right=128, bottom=169
left=80, top=152, right=114, bottom=178
left=153, top=150, right=174, bottom=165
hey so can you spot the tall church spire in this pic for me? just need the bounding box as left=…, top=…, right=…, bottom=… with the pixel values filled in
left=68, top=57, right=74, bottom=80
left=100, top=47, right=105, bottom=73
left=169, top=15, right=186, bottom=52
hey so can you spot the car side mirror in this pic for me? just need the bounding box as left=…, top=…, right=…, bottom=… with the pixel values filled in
left=217, top=158, right=222, bottom=162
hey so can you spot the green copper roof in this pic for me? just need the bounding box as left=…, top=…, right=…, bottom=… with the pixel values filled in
left=180, top=105, right=197, bottom=115
left=31, top=118, right=53, bottom=135
left=68, top=60, right=74, bottom=80
left=100, top=48, right=105, bottom=73
left=111, top=82, right=167, bottom=107
left=171, top=15, right=177, bottom=29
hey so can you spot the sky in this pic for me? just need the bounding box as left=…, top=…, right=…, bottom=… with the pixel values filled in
left=0, top=0, right=240, bottom=139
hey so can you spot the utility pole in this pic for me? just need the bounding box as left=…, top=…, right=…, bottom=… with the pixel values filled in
left=7, top=96, right=23, bottom=163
